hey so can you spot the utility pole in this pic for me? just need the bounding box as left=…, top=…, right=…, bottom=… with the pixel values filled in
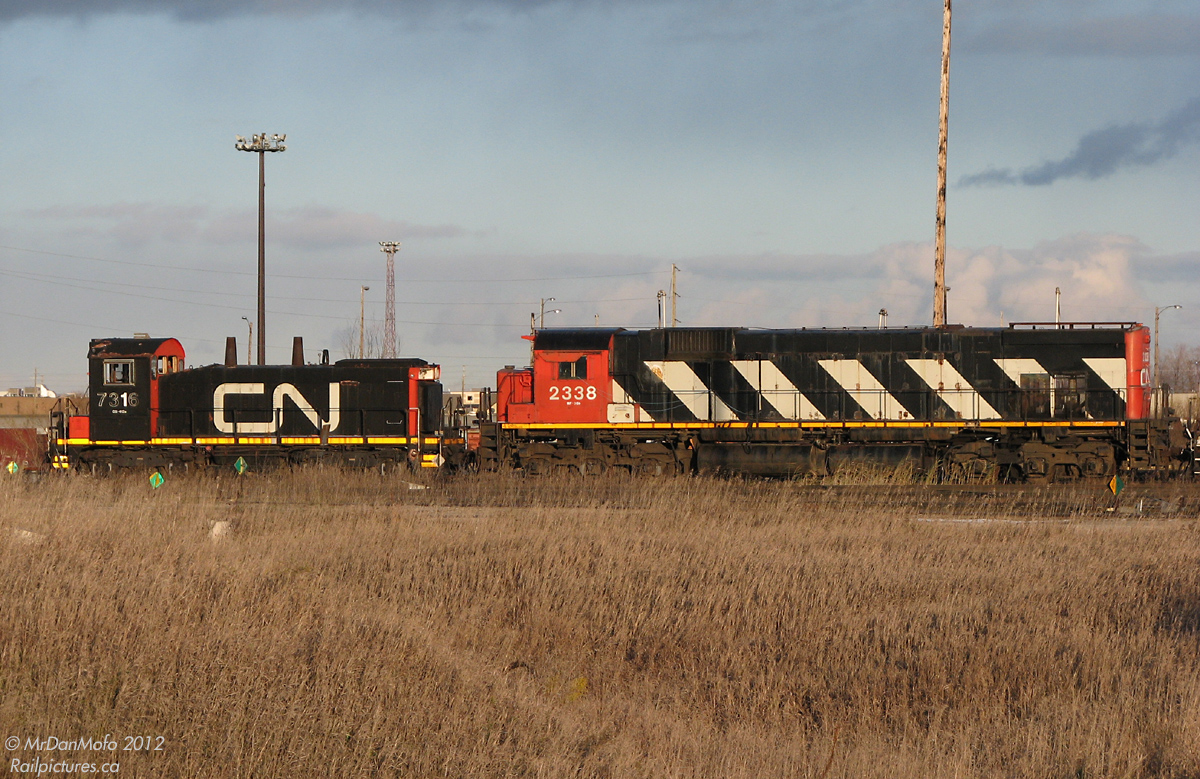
left=360, top=286, right=370, bottom=359
left=671, top=264, right=679, bottom=327
left=933, top=0, right=951, bottom=327
left=241, top=317, right=252, bottom=364
left=235, top=132, right=286, bottom=364
left=1154, top=304, right=1182, bottom=415
left=379, top=242, right=400, bottom=358
left=539, top=298, right=561, bottom=329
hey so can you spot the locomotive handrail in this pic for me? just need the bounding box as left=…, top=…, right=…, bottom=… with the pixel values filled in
left=663, top=385, right=1133, bottom=424
left=1008, top=322, right=1138, bottom=329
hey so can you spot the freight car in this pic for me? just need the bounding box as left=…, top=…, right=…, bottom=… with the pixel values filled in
left=51, top=336, right=455, bottom=472
left=480, top=322, right=1191, bottom=482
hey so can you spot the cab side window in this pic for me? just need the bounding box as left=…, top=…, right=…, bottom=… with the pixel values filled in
left=104, top=360, right=134, bottom=386
left=558, top=357, right=587, bottom=380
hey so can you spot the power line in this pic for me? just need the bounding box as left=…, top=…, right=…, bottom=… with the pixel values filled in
left=0, top=244, right=666, bottom=284
left=0, top=270, right=531, bottom=328
left=0, top=267, right=665, bottom=314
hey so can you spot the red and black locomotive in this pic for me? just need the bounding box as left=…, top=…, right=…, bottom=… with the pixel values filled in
left=482, top=322, right=1189, bottom=481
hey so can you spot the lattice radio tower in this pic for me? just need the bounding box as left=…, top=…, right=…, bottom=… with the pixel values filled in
left=379, top=241, right=400, bottom=358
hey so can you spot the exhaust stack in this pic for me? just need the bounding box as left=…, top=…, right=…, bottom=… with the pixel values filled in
left=292, top=337, right=304, bottom=366
left=224, top=337, right=238, bottom=367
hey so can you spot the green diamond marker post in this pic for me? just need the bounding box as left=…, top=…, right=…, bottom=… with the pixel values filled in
left=5, top=462, right=17, bottom=475
left=1108, top=474, right=1125, bottom=496
left=234, top=457, right=248, bottom=476
left=149, top=472, right=165, bottom=489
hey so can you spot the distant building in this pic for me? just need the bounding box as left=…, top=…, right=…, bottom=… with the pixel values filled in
left=0, top=384, right=57, bottom=398
left=444, top=389, right=493, bottom=427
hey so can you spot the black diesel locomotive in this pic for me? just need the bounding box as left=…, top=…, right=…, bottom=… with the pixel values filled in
left=55, top=336, right=449, bottom=471
left=485, top=322, right=1191, bottom=481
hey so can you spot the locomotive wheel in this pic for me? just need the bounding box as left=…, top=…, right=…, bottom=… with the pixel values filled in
left=941, top=457, right=997, bottom=484
left=522, top=456, right=552, bottom=476
left=635, top=457, right=677, bottom=477
left=581, top=459, right=606, bottom=477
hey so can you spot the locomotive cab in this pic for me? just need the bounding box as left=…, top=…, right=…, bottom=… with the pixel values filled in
left=86, top=337, right=185, bottom=442
left=498, top=329, right=637, bottom=424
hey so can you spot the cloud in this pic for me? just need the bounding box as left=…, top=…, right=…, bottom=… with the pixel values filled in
left=667, top=234, right=1149, bottom=328
left=927, top=233, right=1148, bottom=325
left=23, top=202, right=475, bottom=248
left=959, top=98, right=1200, bottom=187
left=0, top=0, right=628, bottom=23
left=680, top=251, right=877, bottom=283
left=966, top=14, right=1200, bottom=57
left=254, top=206, right=477, bottom=248
left=1133, top=251, right=1200, bottom=283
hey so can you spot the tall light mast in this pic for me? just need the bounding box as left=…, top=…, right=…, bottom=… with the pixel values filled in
left=379, top=242, right=400, bottom=358
left=235, top=132, right=286, bottom=364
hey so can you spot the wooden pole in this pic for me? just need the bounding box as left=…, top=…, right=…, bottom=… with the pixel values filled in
left=671, top=264, right=678, bottom=327
left=933, top=0, right=951, bottom=327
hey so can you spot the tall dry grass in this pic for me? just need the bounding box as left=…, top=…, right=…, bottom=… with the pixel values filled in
left=1, top=470, right=1199, bottom=778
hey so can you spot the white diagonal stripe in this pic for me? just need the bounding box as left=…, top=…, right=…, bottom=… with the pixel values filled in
left=905, top=359, right=1001, bottom=419
left=730, top=360, right=824, bottom=419
left=1083, top=358, right=1127, bottom=392
left=611, top=378, right=654, bottom=422
left=818, top=359, right=907, bottom=420
left=645, top=361, right=736, bottom=421
left=993, top=358, right=1046, bottom=385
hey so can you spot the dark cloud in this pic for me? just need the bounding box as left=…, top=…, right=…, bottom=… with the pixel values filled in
left=965, top=14, right=1200, bottom=57
left=959, top=98, right=1200, bottom=187
left=0, top=0, right=852, bottom=23
left=0, top=0, right=558, bottom=22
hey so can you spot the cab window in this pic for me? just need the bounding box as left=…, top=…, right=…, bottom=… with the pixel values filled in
left=104, top=360, right=134, bottom=386
left=1054, top=373, right=1087, bottom=418
left=558, top=357, right=587, bottom=380
left=154, top=355, right=181, bottom=376
left=1020, top=373, right=1050, bottom=417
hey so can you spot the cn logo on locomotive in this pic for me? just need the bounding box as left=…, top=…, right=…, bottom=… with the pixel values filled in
left=213, top=382, right=341, bottom=435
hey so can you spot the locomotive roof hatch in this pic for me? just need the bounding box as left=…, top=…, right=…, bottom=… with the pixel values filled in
left=89, top=337, right=185, bottom=360
left=333, top=357, right=430, bottom=368
left=533, top=328, right=625, bottom=351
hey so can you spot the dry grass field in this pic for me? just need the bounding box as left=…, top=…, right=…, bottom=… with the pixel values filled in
left=1, top=470, right=1199, bottom=778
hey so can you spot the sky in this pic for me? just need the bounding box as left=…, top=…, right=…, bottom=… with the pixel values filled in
left=1, top=0, right=1198, bottom=392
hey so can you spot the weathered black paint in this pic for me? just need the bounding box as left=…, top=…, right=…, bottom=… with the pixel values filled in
left=155, top=359, right=437, bottom=437
left=602, top=326, right=1130, bottom=422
